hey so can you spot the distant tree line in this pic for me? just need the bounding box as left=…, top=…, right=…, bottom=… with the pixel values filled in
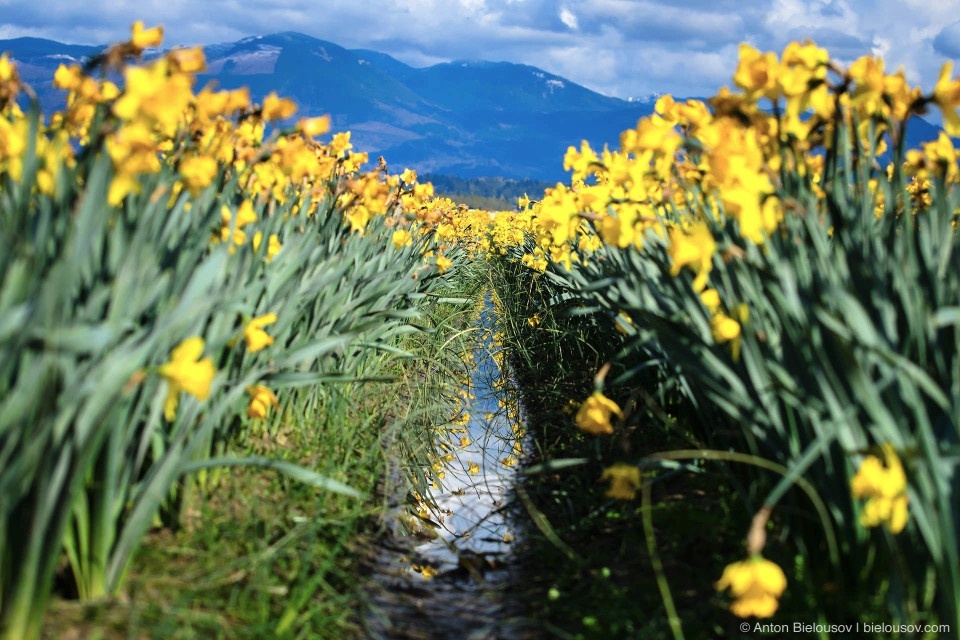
left=420, top=173, right=555, bottom=203
left=445, top=194, right=516, bottom=211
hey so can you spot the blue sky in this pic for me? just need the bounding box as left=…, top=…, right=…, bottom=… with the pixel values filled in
left=1, top=0, right=958, bottom=101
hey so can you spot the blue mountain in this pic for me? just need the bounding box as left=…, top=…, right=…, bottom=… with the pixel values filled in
left=1, top=32, right=659, bottom=180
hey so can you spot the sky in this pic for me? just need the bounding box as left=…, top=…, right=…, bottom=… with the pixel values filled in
left=1, top=0, right=959, bottom=102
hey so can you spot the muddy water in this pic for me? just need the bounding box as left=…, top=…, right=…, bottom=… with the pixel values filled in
left=363, top=300, right=531, bottom=639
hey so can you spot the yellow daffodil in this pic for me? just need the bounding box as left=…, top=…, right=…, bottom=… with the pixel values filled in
left=167, top=46, right=206, bottom=74
left=392, top=228, right=413, bottom=249
left=708, top=303, right=749, bottom=361
left=179, top=154, right=219, bottom=196
left=600, top=463, right=641, bottom=500
left=563, top=140, right=599, bottom=182
left=113, top=59, right=193, bottom=136
left=243, top=313, right=278, bottom=352
left=344, top=203, right=372, bottom=233
left=575, top=391, right=623, bottom=436
left=246, top=385, right=279, bottom=419
left=158, top=337, right=216, bottom=421
left=700, top=289, right=722, bottom=314
left=130, top=21, right=164, bottom=50
left=932, top=61, right=960, bottom=136
left=0, top=53, right=17, bottom=86
left=412, top=564, right=437, bottom=579
left=341, top=151, right=368, bottom=173
left=711, top=312, right=741, bottom=340
left=252, top=232, right=282, bottom=262
left=218, top=200, right=258, bottom=245
left=668, top=221, right=716, bottom=292
left=435, top=255, right=452, bottom=274
left=330, top=131, right=353, bottom=156
left=715, top=556, right=787, bottom=618
left=733, top=43, right=780, bottom=101
left=261, top=92, right=297, bottom=121
left=850, top=443, right=909, bottom=534
left=298, top=115, right=331, bottom=137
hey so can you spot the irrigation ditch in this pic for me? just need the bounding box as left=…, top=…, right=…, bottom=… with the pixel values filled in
left=361, top=293, right=534, bottom=640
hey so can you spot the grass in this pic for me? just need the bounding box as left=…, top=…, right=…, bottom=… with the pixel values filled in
left=44, top=386, right=381, bottom=639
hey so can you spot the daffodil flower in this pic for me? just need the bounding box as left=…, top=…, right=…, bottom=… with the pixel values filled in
left=667, top=221, right=716, bottom=292
left=715, top=556, right=787, bottom=618
left=851, top=443, right=909, bottom=534
left=600, top=463, right=641, bottom=500
left=435, top=255, right=452, bottom=274
left=158, top=337, right=215, bottom=421
left=246, top=385, right=279, bottom=419
left=252, top=232, right=282, bottom=262
left=575, top=391, right=622, bottom=435
left=243, top=313, right=278, bottom=352
left=391, top=228, right=413, bottom=249
left=179, top=154, right=218, bottom=196
left=130, top=21, right=164, bottom=50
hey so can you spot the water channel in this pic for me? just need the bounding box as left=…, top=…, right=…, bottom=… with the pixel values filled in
left=363, top=295, right=530, bottom=639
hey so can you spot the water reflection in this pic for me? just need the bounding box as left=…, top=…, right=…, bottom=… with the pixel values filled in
left=364, top=294, right=529, bottom=640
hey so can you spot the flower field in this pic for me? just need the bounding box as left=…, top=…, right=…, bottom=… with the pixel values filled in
left=0, top=23, right=488, bottom=640
left=481, top=42, right=960, bottom=638
left=2, top=22, right=959, bottom=639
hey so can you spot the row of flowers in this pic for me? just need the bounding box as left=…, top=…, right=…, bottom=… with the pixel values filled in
left=473, top=42, right=959, bottom=631
left=0, top=23, right=489, bottom=640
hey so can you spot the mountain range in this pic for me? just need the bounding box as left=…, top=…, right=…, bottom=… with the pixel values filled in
left=2, top=32, right=663, bottom=181
left=0, top=31, right=947, bottom=182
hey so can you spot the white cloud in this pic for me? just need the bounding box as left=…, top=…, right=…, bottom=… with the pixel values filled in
left=0, top=0, right=956, bottom=102
left=763, top=0, right=860, bottom=38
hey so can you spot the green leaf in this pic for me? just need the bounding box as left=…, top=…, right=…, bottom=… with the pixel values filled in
left=522, top=458, right=589, bottom=475
left=0, top=305, right=30, bottom=343
left=931, top=307, right=960, bottom=328
left=28, top=324, right=120, bottom=354
left=179, top=456, right=363, bottom=498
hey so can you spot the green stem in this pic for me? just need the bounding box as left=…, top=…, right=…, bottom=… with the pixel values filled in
left=645, top=448, right=840, bottom=566
left=641, top=479, right=685, bottom=640
left=515, top=484, right=580, bottom=564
